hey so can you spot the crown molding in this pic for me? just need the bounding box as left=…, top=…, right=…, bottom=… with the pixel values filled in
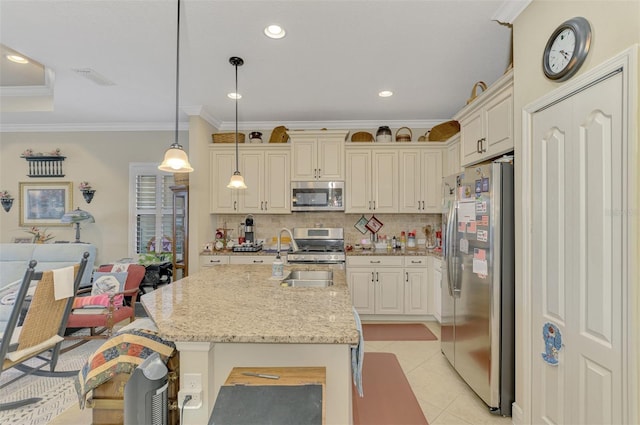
left=492, top=0, right=531, bottom=24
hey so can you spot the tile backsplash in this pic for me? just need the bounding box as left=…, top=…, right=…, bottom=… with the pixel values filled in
left=213, top=212, right=441, bottom=247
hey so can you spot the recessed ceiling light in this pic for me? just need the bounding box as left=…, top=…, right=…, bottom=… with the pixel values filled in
left=227, top=92, right=242, bottom=100
left=6, top=54, right=28, bottom=64
left=264, top=24, right=286, bottom=39
left=378, top=90, right=393, bottom=97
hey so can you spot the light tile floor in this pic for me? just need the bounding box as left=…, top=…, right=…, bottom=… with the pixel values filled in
left=52, top=321, right=513, bottom=425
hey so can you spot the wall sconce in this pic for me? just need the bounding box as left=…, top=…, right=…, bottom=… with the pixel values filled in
left=78, top=182, right=95, bottom=203
left=1, top=190, right=14, bottom=212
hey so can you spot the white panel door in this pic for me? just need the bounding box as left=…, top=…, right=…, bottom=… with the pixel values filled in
left=531, top=72, right=623, bottom=425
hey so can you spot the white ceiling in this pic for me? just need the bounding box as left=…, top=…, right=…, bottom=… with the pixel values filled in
left=0, top=0, right=513, bottom=132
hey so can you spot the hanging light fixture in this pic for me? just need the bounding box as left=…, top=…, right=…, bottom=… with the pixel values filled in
left=159, top=0, right=193, bottom=173
left=227, top=56, right=247, bottom=189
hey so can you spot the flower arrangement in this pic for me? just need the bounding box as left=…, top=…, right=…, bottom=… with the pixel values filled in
left=25, top=226, right=54, bottom=243
left=21, top=148, right=34, bottom=157
left=79, top=181, right=92, bottom=190
left=0, top=190, right=12, bottom=200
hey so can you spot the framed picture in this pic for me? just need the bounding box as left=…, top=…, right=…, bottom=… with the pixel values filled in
left=354, top=215, right=369, bottom=234
left=365, top=215, right=384, bottom=234
left=19, top=181, right=73, bottom=227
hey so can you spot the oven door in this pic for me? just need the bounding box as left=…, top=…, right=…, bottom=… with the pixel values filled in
left=291, top=182, right=344, bottom=211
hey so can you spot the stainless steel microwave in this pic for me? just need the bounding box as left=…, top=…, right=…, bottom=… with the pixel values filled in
left=291, top=181, right=344, bottom=211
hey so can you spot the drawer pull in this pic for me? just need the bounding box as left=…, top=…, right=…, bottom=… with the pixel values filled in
left=411, top=260, right=422, bottom=264
left=370, top=260, right=381, bottom=264
left=210, top=260, right=220, bottom=264
left=253, top=260, right=264, bottom=264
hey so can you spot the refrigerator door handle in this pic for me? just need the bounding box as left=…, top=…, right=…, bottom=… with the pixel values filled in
left=445, top=201, right=456, bottom=297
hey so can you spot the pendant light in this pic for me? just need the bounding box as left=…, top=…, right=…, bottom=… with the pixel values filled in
left=227, top=56, right=247, bottom=189
left=159, top=0, right=193, bottom=173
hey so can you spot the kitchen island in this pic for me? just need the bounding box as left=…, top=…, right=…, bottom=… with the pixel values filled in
left=141, top=264, right=358, bottom=424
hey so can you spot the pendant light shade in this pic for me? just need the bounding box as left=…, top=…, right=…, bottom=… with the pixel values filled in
left=158, top=0, right=194, bottom=173
left=227, top=56, right=247, bottom=190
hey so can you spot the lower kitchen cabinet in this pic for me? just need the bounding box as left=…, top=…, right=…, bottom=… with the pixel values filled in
left=430, top=257, right=442, bottom=322
left=229, top=255, right=276, bottom=265
left=347, top=256, right=404, bottom=315
left=200, top=255, right=230, bottom=268
left=404, top=256, right=429, bottom=315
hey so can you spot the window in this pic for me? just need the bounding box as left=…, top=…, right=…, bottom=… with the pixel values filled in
left=129, top=164, right=174, bottom=256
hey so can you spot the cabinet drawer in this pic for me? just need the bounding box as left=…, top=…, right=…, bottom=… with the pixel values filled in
left=200, top=255, right=230, bottom=267
left=404, top=256, right=428, bottom=267
left=347, top=256, right=403, bottom=267
left=229, top=256, right=276, bottom=265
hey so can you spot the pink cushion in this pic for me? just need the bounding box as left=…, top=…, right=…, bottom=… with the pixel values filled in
left=72, top=293, right=123, bottom=309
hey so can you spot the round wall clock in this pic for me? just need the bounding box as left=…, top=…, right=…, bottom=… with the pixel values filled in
left=542, top=17, right=592, bottom=82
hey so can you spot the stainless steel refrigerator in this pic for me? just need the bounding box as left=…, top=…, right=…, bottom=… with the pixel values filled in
left=441, top=159, right=515, bottom=416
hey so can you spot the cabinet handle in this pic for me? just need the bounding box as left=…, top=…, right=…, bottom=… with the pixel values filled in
left=406, top=272, right=409, bottom=282
left=264, top=201, right=268, bottom=210
left=260, top=201, right=264, bottom=210
left=477, top=139, right=482, bottom=154
left=376, top=272, right=379, bottom=282
left=368, top=201, right=372, bottom=210
left=411, top=260, right=422, bottom=264
left=253, top=260, right=264, bottom=264
left=371, top=272, right=375, bottom=283
left=317, top=168, right=321, bottom=178
left=373, top=201, right=376, bottom=210
left=481, top=138, right=487, bottom=153
left=210, top=259, right=220, bottom=264
left=233, top=201, right=237, bottom=211
left=370, top=260, right=381, bottom=264
left=314, top=168, right=318, bottom=179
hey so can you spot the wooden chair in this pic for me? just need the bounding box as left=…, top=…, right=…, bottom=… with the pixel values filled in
left=65, top=264, right=145, bottom=350
left=0, top=253, right=89, bottom=410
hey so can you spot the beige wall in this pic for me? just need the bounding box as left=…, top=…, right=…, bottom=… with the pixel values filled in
left=0, top=130, right=184, bottom=265
left=513, top=0, right=640, bottom=420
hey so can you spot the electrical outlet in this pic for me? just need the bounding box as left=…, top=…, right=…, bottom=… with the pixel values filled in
left=179, top=373, right=203, bottom=409
left=178, top=389, right=203, bottom=409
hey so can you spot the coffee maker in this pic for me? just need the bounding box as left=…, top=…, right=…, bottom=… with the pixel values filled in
left=244, top=215, right=255, bottom=244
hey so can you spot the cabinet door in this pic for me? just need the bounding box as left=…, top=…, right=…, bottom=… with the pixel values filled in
left=317, top=137, right=344, bottom=180
left=485, top=85, right=513, bottom=157
left=238, top=151, right=263, bottom=213
left=432, top=259, right=442, bottom=322
left=421, top=150, right=443, bottom=212
left=291, top=139, right=317, bottom=180
left=399, top=149, right=421, bottom=213
left=405, top=268, right=429, bottom=315
left=375, top=268, right=404, bottom=314
left=264, top=150, right=290, bottom=213
left=446, top=135, right=462, bottom=176
left=348, top=269, right=375, bottom=314
left=345, top=150, right=372, bottom=212
left=371, top=150, right=398, bottom=213
left=460, top=109, right=484, bottom=166
left=210, top=150, right=239, bottom=213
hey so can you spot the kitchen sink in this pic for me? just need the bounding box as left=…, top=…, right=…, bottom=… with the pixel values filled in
left=281, top=270, right=333, bottom=287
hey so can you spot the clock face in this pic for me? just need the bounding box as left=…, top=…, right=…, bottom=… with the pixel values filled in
left=547, top=29, right=576, bottom=74
left=543, top=17, right=591, bottom=82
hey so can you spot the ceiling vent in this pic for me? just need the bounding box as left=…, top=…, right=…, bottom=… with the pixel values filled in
left=71, top=68, right=115, bottom=86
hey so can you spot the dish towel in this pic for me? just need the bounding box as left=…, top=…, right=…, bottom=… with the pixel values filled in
left=53, top=266, right=75, bottom=300
left=351, top=306, right=364, bottom=397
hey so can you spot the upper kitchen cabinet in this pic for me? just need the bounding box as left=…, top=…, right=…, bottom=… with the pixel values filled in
left=209, top=145, right=291, bottom=214
left=398, top=146, right=443, bottom=213
left=445, top=133, right=463, bottom=176
left=289, top=130, right=348, bottom=181
left=345, top=145, right=398, bottom=213
left=454, top=70, right=513, bottom=167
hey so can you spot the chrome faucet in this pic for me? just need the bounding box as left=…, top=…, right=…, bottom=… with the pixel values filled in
left=277, top=228, right=299, bottom=254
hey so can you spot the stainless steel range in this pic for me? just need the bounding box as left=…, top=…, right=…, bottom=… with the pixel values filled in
left=286, top=227, right=345, bottom=264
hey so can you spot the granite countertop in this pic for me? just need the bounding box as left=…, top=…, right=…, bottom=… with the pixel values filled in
left=200, top=250, right=281, bottom=256
left=141, top=264, right=358, bottom=345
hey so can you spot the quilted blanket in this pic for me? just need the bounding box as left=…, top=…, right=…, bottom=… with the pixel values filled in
left=74, top=327, right=176, bottom=408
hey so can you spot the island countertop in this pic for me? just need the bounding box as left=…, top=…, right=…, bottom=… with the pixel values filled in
left=141, top=264, right=358, bottom=345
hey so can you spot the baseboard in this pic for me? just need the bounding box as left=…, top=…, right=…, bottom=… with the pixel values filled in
left=511, top=402, right=524, bottom=425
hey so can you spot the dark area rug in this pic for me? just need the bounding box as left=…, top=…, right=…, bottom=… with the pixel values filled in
left=362, top=323, right=438, bottom=341
left=352, top=352, right=428, bottom=425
